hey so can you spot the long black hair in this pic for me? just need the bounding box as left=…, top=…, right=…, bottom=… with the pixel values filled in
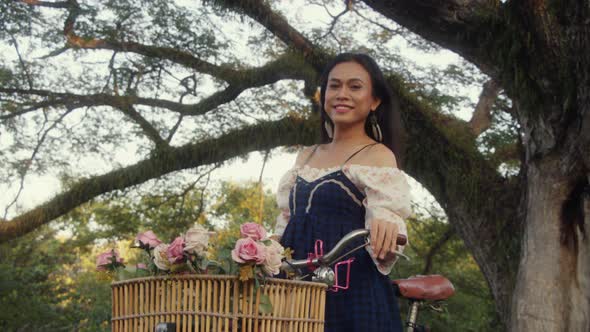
left=318, top=53, right=405, bottom=167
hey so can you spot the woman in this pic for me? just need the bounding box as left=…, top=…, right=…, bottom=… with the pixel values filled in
left=274, top=53, right=412, bottom=332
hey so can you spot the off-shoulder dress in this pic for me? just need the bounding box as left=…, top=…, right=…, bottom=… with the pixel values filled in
left=274, top=143, right=412, bottom=332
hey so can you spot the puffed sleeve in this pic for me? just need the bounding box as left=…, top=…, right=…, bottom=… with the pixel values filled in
left=345, top=165, right=412, bottom=275
left=273, top=168, right=297, bottom=239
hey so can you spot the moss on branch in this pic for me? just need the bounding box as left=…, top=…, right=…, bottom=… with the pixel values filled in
left=0, top=115, right=317, bottom=243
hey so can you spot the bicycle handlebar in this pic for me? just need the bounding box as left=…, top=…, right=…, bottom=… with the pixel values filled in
left=280, top=229, right=407, bottom=273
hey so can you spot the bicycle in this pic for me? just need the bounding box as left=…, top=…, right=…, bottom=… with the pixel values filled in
left=277, top=229, right=455, bottom=332
left=154, top=229, right=454, bottom=332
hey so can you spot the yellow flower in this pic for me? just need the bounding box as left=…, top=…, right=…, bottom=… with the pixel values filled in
left=313, top=89, right=321, bottom=105
left=239, top=265, right=254, bottom=281
left=283, top=247, right=293, bottom=261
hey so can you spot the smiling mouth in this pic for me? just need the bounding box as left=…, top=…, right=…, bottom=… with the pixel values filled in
left=333, top=105, right=353, bottom=113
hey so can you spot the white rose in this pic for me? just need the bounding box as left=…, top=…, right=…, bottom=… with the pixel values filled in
left=184, top=224, right=211, bottom=256
left=153, top=243, right=171, bottom=271
left=262, top=239, right=284, bottom=276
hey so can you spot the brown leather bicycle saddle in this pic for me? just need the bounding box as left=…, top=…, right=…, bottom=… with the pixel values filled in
left=392, top=275, right=455, bottom=301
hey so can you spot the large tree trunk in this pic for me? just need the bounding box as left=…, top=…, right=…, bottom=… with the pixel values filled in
left=509, top=2, right=590, bottom=325
left=511, top=155, right=590, bottom=331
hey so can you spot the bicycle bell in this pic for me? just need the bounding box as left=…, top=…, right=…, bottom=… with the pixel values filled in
left=312, top=266, right=335, bottom=287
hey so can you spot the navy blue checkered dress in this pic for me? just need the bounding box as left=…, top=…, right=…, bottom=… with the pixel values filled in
left=280, top=145, right=403, bottom=332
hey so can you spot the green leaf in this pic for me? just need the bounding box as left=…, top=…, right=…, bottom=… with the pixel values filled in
left=116, top=267, right=135, bottom=281
left=134, top=267, right=151, bottom=278
left=199, top=257, right=210, bottom=271
left=258, top=294, right=273, bottom=314
left=205, top=260, right=227, bottom=274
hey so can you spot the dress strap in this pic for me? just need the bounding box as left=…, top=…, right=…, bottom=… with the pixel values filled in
left=301, top=144, right=321, bottom=167
left=340, top=143, right=379, bottom=169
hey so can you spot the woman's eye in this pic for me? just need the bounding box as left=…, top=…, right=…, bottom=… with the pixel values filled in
left=328, top=84, right=339, bottom=89
left=350, top=85, right=361, bottom=90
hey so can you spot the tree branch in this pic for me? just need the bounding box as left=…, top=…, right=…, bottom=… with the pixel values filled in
left=0, top=115, right=317, bottom=242
left=257, top=149, right=270, bottom=224
left=422, top=227, right=455, bottom=275
left=3, top=108, right=74, bottom=219
left=22, top=0, right=249, bottom=83
left=470, top=79, right=501, bottom=136
left=65, top=37, right=240, bottom=83
left=395, top=72, right=521, bottom=324
left=217, top=0, right=330, bottom=71
left=319, top=1, right=352, bottom=40
left=21, top=0, right=71, bottom=8
left=10, top=34, right=33, bottom=90
left=360, top=0, right=503, bottom=74
left=0, top=53, right=314, bottom=119
left=170, top=165, right=219, bottom=226
left=115, top=104, right=168, bottom=148
left=166, top=114, right=184, bottom=144
left=352, top=6, right=404, bottom=36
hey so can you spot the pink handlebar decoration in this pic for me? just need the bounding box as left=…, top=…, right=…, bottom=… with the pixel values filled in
left=330, top=258, right=355, bottom=292
left=307, top=239, right=324, bottom=272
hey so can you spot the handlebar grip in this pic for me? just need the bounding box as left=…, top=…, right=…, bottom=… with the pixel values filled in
left=396, top=234, right=407, bottom=246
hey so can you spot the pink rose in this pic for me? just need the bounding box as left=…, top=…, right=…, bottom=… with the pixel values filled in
left=262, top=240, right=284, bottom=276
left=136, top=263, right=147, bottom=270
left=231, top=238, right=266, bottom=264
left=136, top=230, right=162, bottom=249
left=96, top=249, right=124, bottom=271
left=240, top=222, right=267, bottom=241
left=166, top=236, right=185, bottom=264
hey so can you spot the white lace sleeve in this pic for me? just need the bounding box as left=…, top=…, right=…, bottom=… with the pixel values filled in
left=273, top=168, right=297, bottom=239
left=345, top=165, right=412, bottom=275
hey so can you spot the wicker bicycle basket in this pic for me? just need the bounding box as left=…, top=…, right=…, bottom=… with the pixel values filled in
left=111, top=274, right=327, bottom=332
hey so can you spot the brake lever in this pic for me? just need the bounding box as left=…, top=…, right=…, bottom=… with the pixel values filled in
left=365, top=237, right=410, bottom=261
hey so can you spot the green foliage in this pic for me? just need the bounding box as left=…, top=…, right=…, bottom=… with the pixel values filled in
left=207, top=180, right=280, bottom=269
left=391, top=213, right=497, bottom=331
left=210, top=180, right=280, bottom=231
left=1, top=179, right=497, bottom=330
left=0, top=1, right=36, bottom=38
left=60, top=184, right=210, bottom=246
left=0, top=228, right=111, bottom=331
left=0, top=65, right=14, bottom=86
left=65, top=272, right=112, bottom=331
left=477, top=99, right=521, bottom=174
left=0, top=180, right=281, bottom=330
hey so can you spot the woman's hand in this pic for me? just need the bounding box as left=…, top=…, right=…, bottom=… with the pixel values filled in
left=369, top=219, right=399, bottom=263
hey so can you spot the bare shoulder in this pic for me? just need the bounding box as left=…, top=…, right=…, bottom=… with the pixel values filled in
left=294, top=145, right=319, bottom=166
left=356, top=143, right=398, bottom=168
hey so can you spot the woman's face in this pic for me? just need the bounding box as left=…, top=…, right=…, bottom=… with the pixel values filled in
left=324, top=61, right=381, bottom=127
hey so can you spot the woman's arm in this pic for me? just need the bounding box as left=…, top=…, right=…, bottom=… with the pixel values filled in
left=348, top=144, right=411, bottom=273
